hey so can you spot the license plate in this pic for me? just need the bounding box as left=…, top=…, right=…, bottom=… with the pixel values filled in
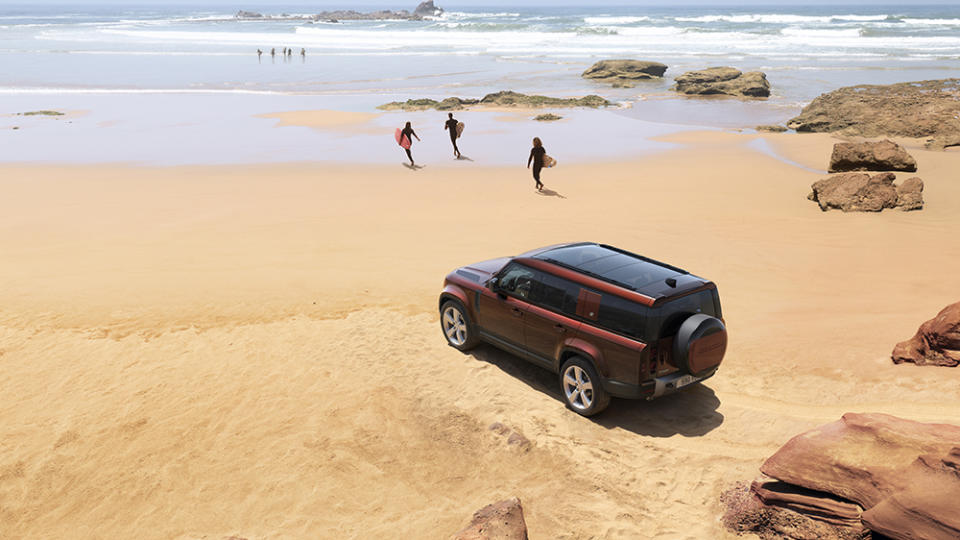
left=675, top=374, right=697, bottom=389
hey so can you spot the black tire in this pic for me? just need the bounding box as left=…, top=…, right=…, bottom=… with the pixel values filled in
left=559, top=356, right=610, bottom=417
left=672, top=314, right=727, bottom=377
left=440, top=299, right=480, bottom=351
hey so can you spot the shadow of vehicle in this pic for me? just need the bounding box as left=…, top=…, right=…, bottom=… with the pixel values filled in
left=466, top=343, right=723, bottom=437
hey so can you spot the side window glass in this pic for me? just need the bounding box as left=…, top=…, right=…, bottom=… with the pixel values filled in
left=597, top=295, right=646, bottom=339
left=498, top=264, right=535, bottom=300
left=531, top=273, right=581, bottom=316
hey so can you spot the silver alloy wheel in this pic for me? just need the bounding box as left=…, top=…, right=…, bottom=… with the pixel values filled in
left=442, top=305, right=468, bottom=346
left=563, top=365, right=594, bottom=411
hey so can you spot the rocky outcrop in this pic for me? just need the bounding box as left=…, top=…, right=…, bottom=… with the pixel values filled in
left=757, top=125, right=788, bottom=133
left=450, top=498, right=528, bottom=540
left=724, top=413, right=960, bottom=540
left=235, top=10, right=263, bottom=18
left=534, top=113, right=562, bottom=121
left=828, top=140, right=917, bottom=173
left=892, top=301, right=960, bottom=367
left=787, top=79, right=960, bottom=150
left=722, top=481, right=865, bottom=540
left=379, top=91, right=611, bottom=111
left=414, top=1, right=443, bottom=17
left=581, top=60, right=668, bottom=88
left=672, top=67, right=770, bottom=98
left=808, top=172, right=923, bottom=212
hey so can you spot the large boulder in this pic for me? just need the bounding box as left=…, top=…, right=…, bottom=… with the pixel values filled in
left=582, top=60, right=668, bottom=87
left=752, top=413, right=960, bottom=540
left=896, top=177, right=924, bottom=211
left=828, top=140, right=917, bottom=173
left=450, top=498, right=528, bottom=540
left=414, top=1, right=443, bottom=17
left=808, top=172, right=899, bottom=212
left=787, top=79, right=960, bottom=150
left=892, top=301, right=960, bottom=367
left=672, top=67, right=770, bottom=98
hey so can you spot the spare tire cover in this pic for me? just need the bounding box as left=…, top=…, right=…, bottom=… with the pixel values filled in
left=672, top=314, right=727, bottom=376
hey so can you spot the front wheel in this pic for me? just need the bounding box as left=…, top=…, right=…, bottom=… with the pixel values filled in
left=440, top=300, right=479, bottom=351
left=559, top=356, right=610, bottom=417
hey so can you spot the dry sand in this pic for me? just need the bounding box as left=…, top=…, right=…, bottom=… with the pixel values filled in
left=2, top=127, right=959, bottom=539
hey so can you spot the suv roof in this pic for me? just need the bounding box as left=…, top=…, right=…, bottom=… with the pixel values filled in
left=531, top=242, right=708, bottom=301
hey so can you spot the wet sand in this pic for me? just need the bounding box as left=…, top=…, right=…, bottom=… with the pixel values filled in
left=1, top=128, right=959, bottom=538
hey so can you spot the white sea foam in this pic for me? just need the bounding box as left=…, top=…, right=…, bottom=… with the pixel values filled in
left=582, top=16, right=651, bottom=25
left=675, top=14, right=888, bottom=24
left=781, top=27, right=863, bottom=38
left=901, top=18, right=960, bottom=25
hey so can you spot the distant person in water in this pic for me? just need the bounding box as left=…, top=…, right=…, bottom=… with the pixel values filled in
left=527, top=137, right=546, bottom=191
left=401, top=121, right=421, bottom=167
left=270, top=48, right=275, bottom=57
left=301, top=48, right=306, bottom=57
left=257, top=49, right=262, bottom=60
left=443, top=113, right=461, bottom=159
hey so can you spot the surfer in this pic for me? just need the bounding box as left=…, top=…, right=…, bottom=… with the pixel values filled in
left=301, top=48, right=306, bottom=57
left=401, top=121, right=421, bottom=167
left=270, top=48, right=275, bottom=58
left=527, top=137, right=546, bottom=191
left=443, top=113, right=461, bottom=159
left=257, top=49, right=262, bottom=60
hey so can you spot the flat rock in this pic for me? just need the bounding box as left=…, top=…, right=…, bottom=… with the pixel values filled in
left=786, top=79, right=960, bottom=150
left=672, top=67, right=770, bottom=98
left=828, top=140, right=917, bottom=173
left=757, top=125, right=788, bottom=133
left=450, top=498, right=528, bottom=540
left=760, top=413, right=960, bottom=511
left=582, top=60, right=668, bottom=87
left=721, top=482, right=864, bottom=540
left=751, top=480, right=863, bottom=530
left=892, top=301, right=960, bottom=367
left=379, top=91, right=610, bottom=111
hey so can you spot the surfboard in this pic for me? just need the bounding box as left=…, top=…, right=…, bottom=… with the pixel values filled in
left=544, top=154, right=557, bottom=168
left=456, top=121, right=465, bottom=139
left=395, top=128, right=411, bottom=150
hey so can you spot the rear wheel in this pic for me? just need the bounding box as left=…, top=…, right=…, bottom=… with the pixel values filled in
left=559, top=356, right=610, bottom=417
left=440, top=300, right=479, bottom=351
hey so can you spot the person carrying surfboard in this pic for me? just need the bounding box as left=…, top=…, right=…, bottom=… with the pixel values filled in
left=399, top=121, right=421, bottom=167
left=527, top=137, right=547, bottom=191
left=443, top=113, right=461, bottom=159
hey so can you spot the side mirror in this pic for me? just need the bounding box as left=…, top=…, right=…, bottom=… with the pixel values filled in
left=488, top=276, right=499, bottom=291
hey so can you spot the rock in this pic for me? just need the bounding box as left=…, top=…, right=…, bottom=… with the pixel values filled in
left=534, top=113, right=562, bottom=121
left=750, top=480, right=864, bottom=530
left=760, top=413, right=960, bottom=511
left=757, top=125, right=788, bottom=133
left=892, top=301, right=960, bottom=367
left=506, top=431, right=530, bottom=449
left=582, top=60, right=668, bottom=87
left=414, top=1, right=443, bottom=17
left=488, top=422, right=509, bottom=435
left=379, top=91, right=610, bottom=111
left=20, top=110, right=64, bottom=116
left=787, top=79, right=960, bottom=150
left=450, top=498, right=528, bottom=540
left=479, top=90, right=610, bottom=108
left=895, top=177, right=924, bottom=211
left=235, top=10, right=263, bottom=18
left=672, top=67, right=770, bottom=98
left=808, top=172, right=899, bottom=212
left=861, top=447, right=960, bottom=540
left=828, top=140, right=917, bottom=173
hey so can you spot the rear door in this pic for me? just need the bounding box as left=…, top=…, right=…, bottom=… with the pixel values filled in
left=523, top=272, right=582, bottom=368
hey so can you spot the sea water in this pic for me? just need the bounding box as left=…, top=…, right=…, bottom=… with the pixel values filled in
left=1, top=3, right=958, bottom=164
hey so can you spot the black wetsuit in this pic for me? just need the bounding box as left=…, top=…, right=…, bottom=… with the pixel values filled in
left=401, top=126, right=417, bottom=162
left=445, top=118, right=460, bottom=157
left=528, top=146, right=546, bottom=188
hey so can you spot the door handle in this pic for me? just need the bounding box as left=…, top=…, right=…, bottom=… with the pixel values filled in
left=511, top=307, right=523, bottom=317
left=555, top=324, right=566, bottom=333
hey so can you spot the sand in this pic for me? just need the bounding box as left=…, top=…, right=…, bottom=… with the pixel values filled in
left=2, top=125, right=960, bottom=539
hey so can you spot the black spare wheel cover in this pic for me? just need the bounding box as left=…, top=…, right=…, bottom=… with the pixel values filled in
left=672, top=314, right=727, bottom=377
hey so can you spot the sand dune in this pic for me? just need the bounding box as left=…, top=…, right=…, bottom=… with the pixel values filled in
left=2, top=132, right=959, bottom=538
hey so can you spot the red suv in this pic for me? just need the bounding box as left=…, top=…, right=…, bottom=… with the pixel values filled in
left=439, top=243, right=726, bottom=416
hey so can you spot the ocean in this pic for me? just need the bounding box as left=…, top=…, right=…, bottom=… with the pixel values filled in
left=2, top=3, right=959, bottom=164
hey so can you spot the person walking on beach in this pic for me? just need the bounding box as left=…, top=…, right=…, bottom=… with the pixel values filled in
left=527, top=137, right=546, bottom=191
left=400, top=121, right=421, bottom=167
left=301, top=48, right=306, bottom=58
left=257, top=49, right=262, bottom=60
left=270, top=47, right=275, bottom=58
left=443, top=112, right=461, bottom=159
